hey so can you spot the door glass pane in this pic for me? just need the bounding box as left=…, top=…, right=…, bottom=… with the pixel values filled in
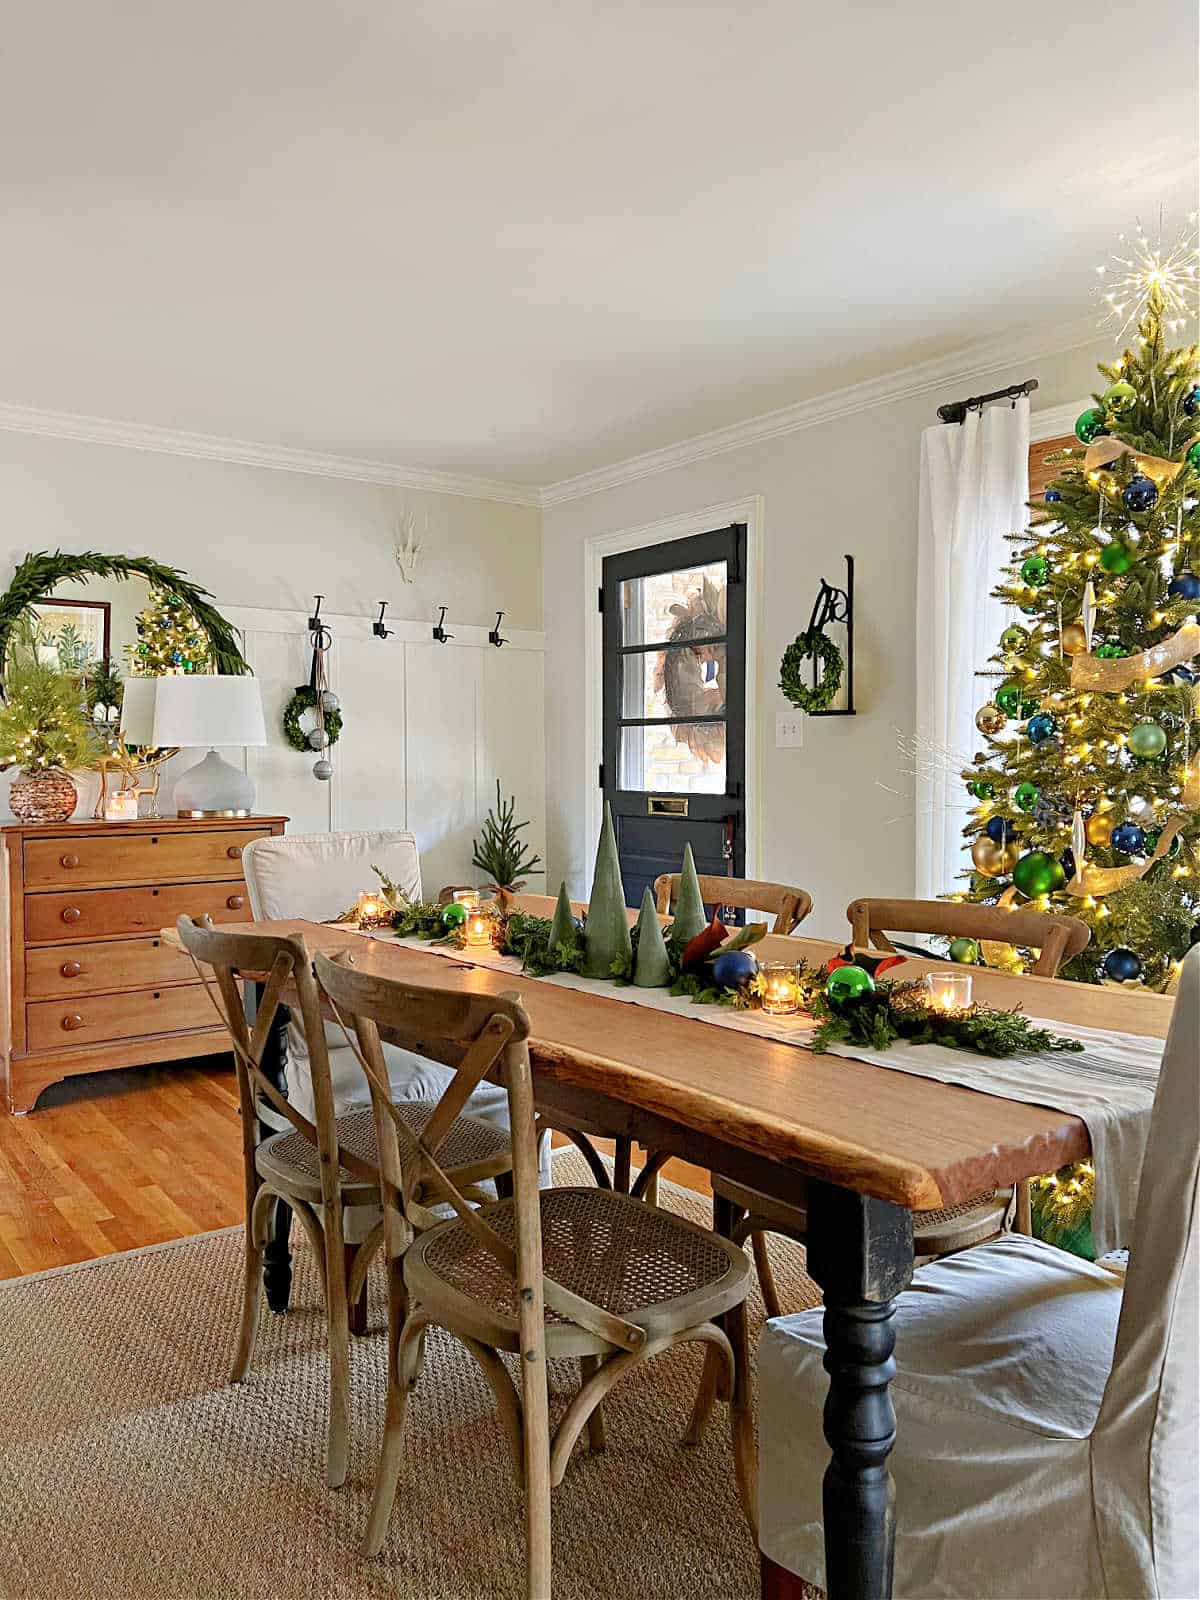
left=622, top=644, right=727, bottom=720
left=620, top=720, right=726, bottom=794
left=619, top=561, right=727, bottom=647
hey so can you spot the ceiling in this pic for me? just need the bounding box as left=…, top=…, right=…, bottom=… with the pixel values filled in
left=1, top=1, right=1195, bottom=490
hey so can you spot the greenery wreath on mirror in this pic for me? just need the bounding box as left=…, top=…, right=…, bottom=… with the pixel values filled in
left=282, top=685, right=343, bottom=751
left=0, top=551, right=249, bottom=682
left=778, top=627, right=843, bottom=713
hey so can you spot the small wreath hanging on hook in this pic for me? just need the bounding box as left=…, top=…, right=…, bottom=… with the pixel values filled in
left=281, top=597, right=344, bottom=779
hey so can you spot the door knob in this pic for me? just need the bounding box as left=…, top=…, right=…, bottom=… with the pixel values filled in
left=61, top=1014, right=84, bottom=1031
left=226, top=894, right=245, bottom=910
left=60, top=961, right=83, bottom=978
left=61, top=906, right=81, bottom=923
left=59, top=853, right=79, bottom=869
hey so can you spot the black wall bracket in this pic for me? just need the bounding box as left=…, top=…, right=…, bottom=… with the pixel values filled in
left=488, top=610, right=508, bottom=648
left=373, top=601, right=393, bottom=640
left=432, top=604, right=454, bottom=644
left=807, top=553, right=855, bottom=716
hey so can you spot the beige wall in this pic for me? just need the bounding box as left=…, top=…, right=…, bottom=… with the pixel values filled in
left=542, top=337, right=1111, bottom=939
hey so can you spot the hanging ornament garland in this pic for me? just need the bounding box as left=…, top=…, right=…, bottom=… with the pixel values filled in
left=282, top=600, right=343, bottom=780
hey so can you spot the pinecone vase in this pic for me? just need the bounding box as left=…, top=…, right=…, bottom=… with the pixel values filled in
left=9, top=769, right=78, bottom=823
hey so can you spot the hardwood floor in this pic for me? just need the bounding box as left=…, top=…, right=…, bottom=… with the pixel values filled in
left=0, top=1058, right=710, bottom=1280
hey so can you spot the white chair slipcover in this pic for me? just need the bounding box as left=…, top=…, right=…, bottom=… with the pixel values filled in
left=241, top=831, right=509, bottom=1137
left=758, top=947, right=1199, bottom=1600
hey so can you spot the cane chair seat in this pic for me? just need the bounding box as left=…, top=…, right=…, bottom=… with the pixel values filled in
left=257, top=1101, right=513, bottom=1207
left=408, top=1186, right=751, bottom=1358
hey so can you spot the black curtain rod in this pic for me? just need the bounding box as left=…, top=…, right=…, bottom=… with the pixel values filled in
left=937, top=377, right=1038, bottom=426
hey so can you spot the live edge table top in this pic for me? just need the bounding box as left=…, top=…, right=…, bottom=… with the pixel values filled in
left=169, top=916, right=1174, bottom=1214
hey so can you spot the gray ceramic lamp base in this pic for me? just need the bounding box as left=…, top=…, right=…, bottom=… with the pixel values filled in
left=174, top=749, right=256, bottom=818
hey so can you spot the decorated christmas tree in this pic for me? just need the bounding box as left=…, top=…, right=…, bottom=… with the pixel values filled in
left=959, top=222, right=1200, bottom=993
left=127, top=586, right=213, bottom=676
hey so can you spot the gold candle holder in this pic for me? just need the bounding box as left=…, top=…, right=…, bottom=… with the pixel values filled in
left=760, top=962, right=803, bottom=1016
left=924, top=971, right=973, bottom=1014
left=356, top=890, right=390, bottom=930
left=464, top=909, right=494, bottom=948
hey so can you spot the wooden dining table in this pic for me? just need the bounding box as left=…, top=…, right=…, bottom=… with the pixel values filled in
left=169, top=908, right=1174, bottom=1600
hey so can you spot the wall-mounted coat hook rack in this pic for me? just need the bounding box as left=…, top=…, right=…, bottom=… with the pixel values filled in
left=432, top=605, right=454, bottom=644
left=373, top=601, right=393, bottom=640
left=488, top=610, right=508, bottom=648
left=308, top=594, right=325, bottom=632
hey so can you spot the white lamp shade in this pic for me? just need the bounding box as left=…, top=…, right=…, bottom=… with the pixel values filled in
left=118, top=678, right=159, bottom=745
left=151, top=674, right=267, bottom=749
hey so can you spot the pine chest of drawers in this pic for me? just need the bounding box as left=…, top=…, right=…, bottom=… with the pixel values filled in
left=1, top=814, right=287, bottom=1113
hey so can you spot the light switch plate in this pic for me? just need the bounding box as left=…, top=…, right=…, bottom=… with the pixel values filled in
left=776, top=710, right=804, bottom=748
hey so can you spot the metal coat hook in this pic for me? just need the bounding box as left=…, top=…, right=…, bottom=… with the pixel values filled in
left=488, top=610, right=508, bottom=648
left=432, top=604, right=454, bottom=644
left=308, top=594, right=325, bottom=632
left=373, top=601, right=393, bottom=640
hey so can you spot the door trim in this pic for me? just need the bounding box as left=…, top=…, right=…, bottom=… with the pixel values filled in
left=583, top=495, right=764, bottom=887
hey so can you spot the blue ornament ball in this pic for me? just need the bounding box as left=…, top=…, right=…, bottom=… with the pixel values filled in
left=712, top=950, right=758, bottom=989
left=1060, top=848, right=1076, bottom=881
left=1044, top=488, right=1062, bottom=504
left=1111, top=821, right=1146, bottom=855
left=1027, top=713, right=1057, bottom=745
left=1122, top=474, right=1158, bottom=513
left=1103, top=947, right=1142, bottom=983
left=985, top=816, right=1019, bottom=845
left=1183, top=386, right=1200, bottom=417
left=1167, top=571, right=1200, bottom=602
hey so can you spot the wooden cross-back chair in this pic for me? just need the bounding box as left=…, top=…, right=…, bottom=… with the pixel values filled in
left=847, top=896, right=1091, bottom=977
left=175, top=915, right=515, bottom=1493
left=652, top=873, right=813, bottom=935
left=313, top=949, right=756, bottom=1599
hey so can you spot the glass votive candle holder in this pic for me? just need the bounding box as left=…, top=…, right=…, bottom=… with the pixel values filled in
left=924, top=971, right=973, bottom=1014
left=356, top=890, right=390, bottom=930
left=454, top=889, right=481, bottom=912
left=104, top=789, right=139, bottom=822
left=760, top=962, right=803, bottom=1016
left=464, top=907, right=494, bottom=948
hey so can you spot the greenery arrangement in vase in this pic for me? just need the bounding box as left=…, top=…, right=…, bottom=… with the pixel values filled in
left=0, top=624, right=99, bottom=821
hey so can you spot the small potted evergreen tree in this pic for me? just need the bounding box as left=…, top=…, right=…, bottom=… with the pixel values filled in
left=471, top=781, right=542, bottom=900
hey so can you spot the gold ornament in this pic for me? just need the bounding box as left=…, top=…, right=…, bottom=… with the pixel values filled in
left=971, top=836, right=1019, bottom=876
left=1061, top=622, right=1088, bottom=655
left=975, top=702, right=1006, bottom=736
left=1084, top=813, right=1114, bottom=848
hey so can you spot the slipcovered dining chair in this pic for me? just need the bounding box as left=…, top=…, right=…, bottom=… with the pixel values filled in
left=653, top=872, right=813, bottom=935
left=757, top=947, right=1199, bottom=1600
left=175, top=916, right=514, bottom=1493
left=314, top=949, right=757, bottom=1598
left=704, top=898, right=1092, bottom=1325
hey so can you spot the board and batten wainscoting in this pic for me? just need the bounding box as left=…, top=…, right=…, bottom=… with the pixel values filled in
left=222, top=605, right=546, bottom=897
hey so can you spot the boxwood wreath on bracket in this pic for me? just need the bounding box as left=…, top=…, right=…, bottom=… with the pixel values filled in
left=779, top=627, right=843, bottom=713
left=0, top=551, right=249, bottom=681
left=283, top=685, right=343, bottom=751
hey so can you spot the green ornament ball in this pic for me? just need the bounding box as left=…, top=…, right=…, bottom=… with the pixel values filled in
left=1012, top=850, right=1061, bottom=898
left=1102, top=380, right=1137, bottom=413
left=441, top=901, right=468, bottom=929
left=1099, top=543, right=1132, bottom=575
left=1020, top=554, right=1049, bottom=587
left=1186, top=440, right=1200, bottom=471
left=825, top=964, right=875, bottom=1003
left=995, top=682, right=1023, bottom=715
left=948, top=937, right=979, bottom=965
left=1000, top=625, right=1029, bottom=653
left=1095, top=641, right=1129, bottom=658
left=1014, top=781, right=1040, bottom=813
left=1128, top=720, right=1167, bottom=759
left=968, top=778, right=994, bottom=801
left=1074, top=407, right=1107, bottom=444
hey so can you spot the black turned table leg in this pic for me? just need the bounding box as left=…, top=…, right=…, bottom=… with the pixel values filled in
left=805, top=1182, right=913, bottom=1600
left=251, top=981, right=294, bottom=1316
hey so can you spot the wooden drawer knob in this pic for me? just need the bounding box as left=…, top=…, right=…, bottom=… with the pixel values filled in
left=60, top=960, right=83, bottom=978
left=61, top=1014, right=84, bottom=1032
left=61, top=906, right=82, bottom=924
left=226, top=845, right=243, bottom=859
left=226, top=894, right=245, bottom=910
left=59, top=853, right=79, bottom=869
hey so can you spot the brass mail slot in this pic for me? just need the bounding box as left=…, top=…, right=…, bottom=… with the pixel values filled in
left=648, top=796, right=688, bottom=817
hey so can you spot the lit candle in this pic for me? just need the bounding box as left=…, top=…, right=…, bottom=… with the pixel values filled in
left=356, top=890, right=389, bottom=930
left=760, top=962, right=802, bottom=1017
left=104, top=789, right=139, bottom=822
left=464, top=908, right=493, bottom=948
left=924, top=971, right=973, bottom=1014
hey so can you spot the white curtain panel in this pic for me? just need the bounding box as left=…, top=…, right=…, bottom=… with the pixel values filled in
left=915, top=395, right=1030, bottom=900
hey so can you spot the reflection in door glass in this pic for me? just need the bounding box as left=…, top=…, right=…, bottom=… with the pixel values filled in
left=619, top=562, right=727, bottom=647
left=619, top=722, right=726, bottom=794
left=621, top=645, right=727, bottom=720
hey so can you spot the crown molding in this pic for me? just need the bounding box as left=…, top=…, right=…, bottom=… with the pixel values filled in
left=0, top=402, right=541, bottom=508
left=540, top=315, right=1103, bottom=507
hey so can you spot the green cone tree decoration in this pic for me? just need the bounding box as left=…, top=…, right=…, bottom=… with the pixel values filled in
left=633, top=886, right=671, bottom=987
left=670, top=842, right=708, bottom=944
left=548, top=881, right=576, bottom=950
left=583, top=803, right=632, bottom=978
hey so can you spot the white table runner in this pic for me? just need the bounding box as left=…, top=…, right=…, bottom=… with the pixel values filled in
left=345, top=929, right=1163, bottom=1251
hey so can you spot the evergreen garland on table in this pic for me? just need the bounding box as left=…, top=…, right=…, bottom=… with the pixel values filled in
left=804, top=975, right=1086, bottom=1058
left=778, top=629, right=843, bottom=713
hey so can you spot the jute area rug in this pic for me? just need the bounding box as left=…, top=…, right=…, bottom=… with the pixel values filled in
left=0, top=1152, right=821, bottom=1600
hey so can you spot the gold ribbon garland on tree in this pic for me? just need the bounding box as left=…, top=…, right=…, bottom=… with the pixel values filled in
left=1070, top=621, right=1200, bottom=692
